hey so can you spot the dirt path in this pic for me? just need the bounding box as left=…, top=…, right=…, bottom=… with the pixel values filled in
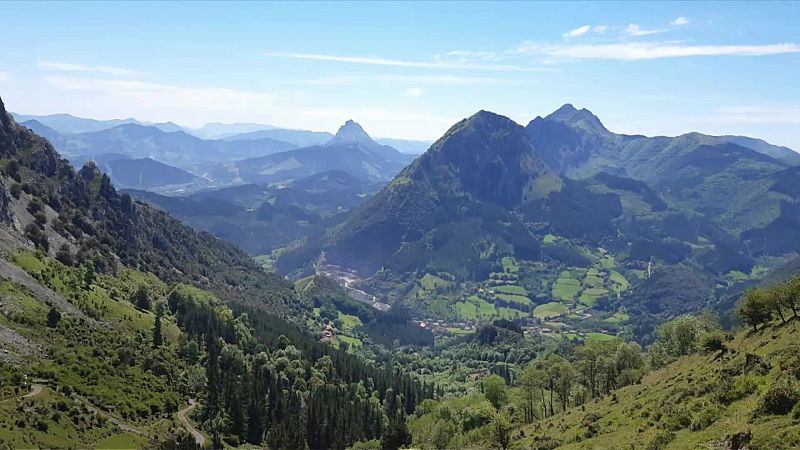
left=73, top=393, right=149, bottom=437
left=21, top=383, right=43, bottom=398
left=0, top=383, right=44, bottom=404
left=177, top=400, right=206, bottom=447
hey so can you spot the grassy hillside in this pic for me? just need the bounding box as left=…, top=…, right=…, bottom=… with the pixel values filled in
left=519, top=321, right=800, bottom=449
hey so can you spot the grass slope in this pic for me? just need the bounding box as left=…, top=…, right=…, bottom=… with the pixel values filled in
left=519, top=320, right=800, bottom=449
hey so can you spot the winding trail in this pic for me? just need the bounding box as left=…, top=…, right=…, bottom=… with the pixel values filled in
left=0, top=383, right=44, bottom=404
left=177, top=400, right=206, bottom=447
left=21, top=383, right=43, bottom=399
left=73, top=393, right=149, bottom=437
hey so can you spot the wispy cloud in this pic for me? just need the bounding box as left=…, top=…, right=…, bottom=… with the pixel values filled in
left=671, top=16, right=689, bottom=27
left=404, top=87, right=424, bottom=98
left=43, top=76, right=275, bottom=114
left=439, top=50, right=501, bottom=62
left=38, top=60, right=144, bottom=77
left=562, top=25, right=608, bottom=39
left=624, top=24, right=668, bottom=37
left=516, top=41, right=800, bottom=60
left=262, top=52, right=551, bottom=72
left=563, top=25, right=591, bottom=39
left=300, top=74, right=511, bottom=86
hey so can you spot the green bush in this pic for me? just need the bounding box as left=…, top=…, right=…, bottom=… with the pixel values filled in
left=691, top=405, right=720, bottom=430
left=714, top=374, right=758, bottom=404
left=759, top=378, right=800, bottom=416
left=646, top=430, right=675, bottom=450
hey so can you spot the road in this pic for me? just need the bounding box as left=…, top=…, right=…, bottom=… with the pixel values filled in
left=177, top=400, right=206, bottom=447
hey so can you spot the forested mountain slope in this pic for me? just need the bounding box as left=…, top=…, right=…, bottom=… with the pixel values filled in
left=0, top=95, right=431, bottom=448
left=527, top=104, right=800, bottom=243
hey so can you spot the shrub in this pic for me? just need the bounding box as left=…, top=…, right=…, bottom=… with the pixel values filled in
left=55, top=244, right=74, bottom=266
left=10, top=183, right=21, bottom=199
left=691, top=405, right=720, bottom=430
left=714, top=374, right=758, bottom=404
left=699, top=330, right=727, bottom=353
left=646, top=431, right=675, bottom=450
left=759, top=378, right=800, bottom=416
left=24, top=223, right=49, bottom=252
left=662, top=408, right=692, bottom=431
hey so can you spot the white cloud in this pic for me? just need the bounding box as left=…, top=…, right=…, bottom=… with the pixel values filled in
left=404, top=87, right=424, bottom=98
left=563, top=25, right=591, bottom=39
left=624, top=24, right=668, bottom=37
left=516, top=41, right=800, bottom=60
left=0, top=71, right=10, bottom=83
left=562, top=25, right=608, bottom=39
left=263, top=52, right=551, bottom=72
left=38, top=60, right=144, bottom=77
left=301, top=74, right=510, bottom=86
left=671, top=17, right=689, bottom=26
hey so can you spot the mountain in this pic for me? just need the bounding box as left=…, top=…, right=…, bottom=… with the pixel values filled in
left=273, top=107, right=800, bottom=335
left=95, top=157, right=203, bottom=190
left=0, top=95, right=431, bottom=448
left=375, top=137, right=433, bottom=154
left=0, top=97, right=298, bottom=317
left=526, top=104, right=800, bottom=243
left=20, top=119, right=63, bottom=145
left=11, top=112, right=138, bottom=134
left=224, top=128, right=334, bottom=147
left=280, top=110, right=564, bottom=276
left=720, top=135, right=800, bottom=166
left=190, top=121, right=275, bottom=139
left=221, top=120, right=414, bottom=184
left=148, top=121, right=185, bottom=133
left=125, top=170, right=379, bottom=255
left=47, top=123, right=297, bottom=169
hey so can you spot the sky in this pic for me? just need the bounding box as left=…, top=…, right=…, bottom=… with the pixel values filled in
left=0, top=1, right=798, bottom=147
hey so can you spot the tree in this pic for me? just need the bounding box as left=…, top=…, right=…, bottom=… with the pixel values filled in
left=47, top=307, right=61, bottom=328
left=737, top=288, right=773, bottom=331
left=492, top=411, right=512, bottom=450
left=519, top=365, right=540, bottom=423
left=132, top=286, right=152, bottom=311
left=482, top=375, right=507, bottom=410
left=554, top=360, right=575, bottom=412
left=55, top=244, right=74, bottom=266
left=24, top=223, right=49, bottom=252
left=775, top=279, right=799, bottom=319
left=153, top=305, right=163, bottom=348
left=82, top=263, right=95, bottom=288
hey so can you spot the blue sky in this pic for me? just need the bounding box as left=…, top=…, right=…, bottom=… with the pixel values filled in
left=0, top=1, right=798, bottom=147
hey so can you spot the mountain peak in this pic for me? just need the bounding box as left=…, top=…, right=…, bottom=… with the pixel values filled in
left=545, top=103, right=608, bottom=133
left=327, top=119, right=377, bottom=147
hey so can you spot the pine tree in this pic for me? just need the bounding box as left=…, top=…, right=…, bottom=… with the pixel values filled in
left=153, top=306, right=163, bottom=348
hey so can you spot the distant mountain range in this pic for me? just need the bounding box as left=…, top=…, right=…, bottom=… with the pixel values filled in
left=207, top=120, right=415, bottom=185
left=125, top=170, right=381, bottom=255
left=12, top=112, right=430, bottom=153
left=14, top=113, right=425, bottom=193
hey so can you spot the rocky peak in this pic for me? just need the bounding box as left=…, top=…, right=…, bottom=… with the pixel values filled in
left=327, top=120, right=377, bottom=147
left=545, top=103, right=608, bottom=134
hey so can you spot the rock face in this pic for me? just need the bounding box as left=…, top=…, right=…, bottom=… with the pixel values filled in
left=0, top=178, right=11, bottom=225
